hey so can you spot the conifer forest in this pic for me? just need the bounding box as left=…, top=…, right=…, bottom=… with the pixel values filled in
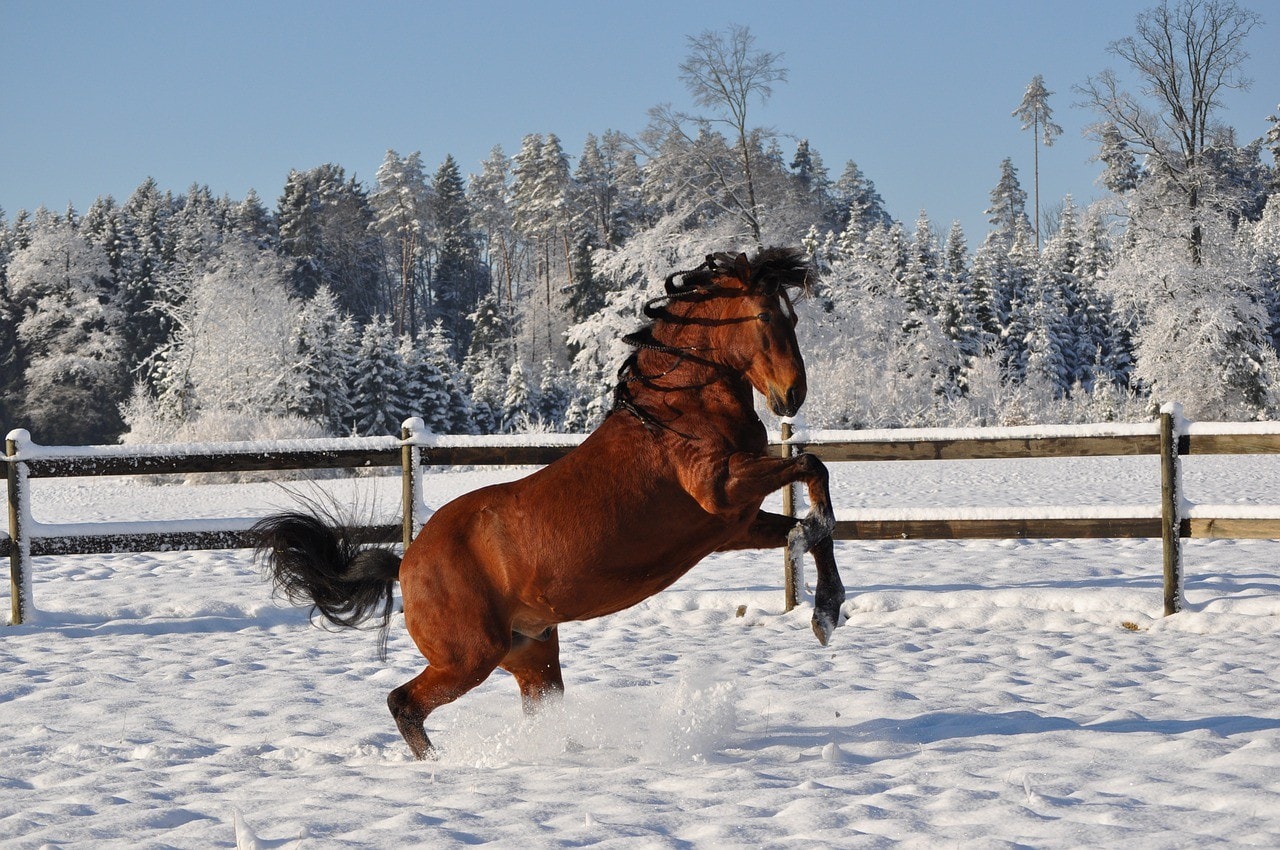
left=3, top=5, right=1280, bottom=446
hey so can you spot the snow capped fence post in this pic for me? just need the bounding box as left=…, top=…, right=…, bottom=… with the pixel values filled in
left=5, top=430, right=34, bottom=625
left=1159, top=403, right=1186, bottom=616
left=780, top=419, right=801, bottom=612
left=401, top=418, right=425, bottom=551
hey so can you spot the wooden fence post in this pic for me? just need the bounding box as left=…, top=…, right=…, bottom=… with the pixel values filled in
left=1159, top=404, right=1185, bottom=616
left=781, top=420, right=801, bottom=612
left=6, top=430, right=32, bottom=625
left=400, top=419, right=423, bottom=551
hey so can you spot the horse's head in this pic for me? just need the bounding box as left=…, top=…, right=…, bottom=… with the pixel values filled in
left=666, top=248, right=813, bottom=417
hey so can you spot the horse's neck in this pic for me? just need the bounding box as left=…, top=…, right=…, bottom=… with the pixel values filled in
left=629, top=348, right=760, bottom=433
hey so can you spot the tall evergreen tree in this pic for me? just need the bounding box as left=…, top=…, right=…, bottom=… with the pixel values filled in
left=418, top=318, right=473, bottom=433
left=1012, top=74, right=1063, bottom=249
left=119, top=177, right=175, bottom=382
left=1096, top=122, right=1141, bottom=194
left=468, top=145, right=516, bottom=308
left=430, top=154, right=484, bottom=349
left=278, top=164, right=386, bottom=319
left=371, top=150, right=431, bottom=336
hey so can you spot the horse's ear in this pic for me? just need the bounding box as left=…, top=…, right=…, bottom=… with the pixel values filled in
left=732, top=252, right=751, bottom=283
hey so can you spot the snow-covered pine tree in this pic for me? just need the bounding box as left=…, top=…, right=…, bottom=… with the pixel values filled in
left=287, top=284, right=355, bottom=435
left=512, top=133, right=575, bottom=370
left=430, top=154, right=484, bottom=350
left=398, top=325, right=445, bottom=432
left=833, top=160, right=892, bottom=238
left=371, top=150, right=431, bottom=337
left=1095, top=123, right=1141, bottom=194
left=500, top=359, right=532, bottom=433
left=278, top=164, right=386, bottom=320
left=462, top=294, right=512, bottom=434
left=937, top=220, right=983, bottom=360
left=419, top=318, right=473, bottom=434
left=118, top=178, right=175, bottom=382
left=985, top=158, right=1032, bottom=241
left=536, top=357, right=570, bottom=429
left=350, top=315, right=412, bottom=436
left=235, top=189, right=275, bottom=249
left=468, top=146, right=516, bottom=308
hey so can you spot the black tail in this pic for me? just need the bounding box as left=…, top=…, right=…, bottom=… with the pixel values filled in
left=253, top=508, right=401, bottom=647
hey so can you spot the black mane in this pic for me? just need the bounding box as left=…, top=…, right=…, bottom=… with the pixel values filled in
left=611, top=246, right=815, bottom=430
left=669, top=246, right=813, bottom=298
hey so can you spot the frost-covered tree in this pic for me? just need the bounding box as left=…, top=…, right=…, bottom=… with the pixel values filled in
left=512, top=133, right=576, bottom=368
left=801, top=251, right=962, bottom=428
left=5, top=218, right=127, bottom=443
left=1104, top=206, right=1278, bottom=419
left=500, top=358, right=532, bottom=432
left=148, top=240, right=299, bottom=424
left=832, top=160, right=892, bottom=238
left=790, top=139, right=834, bottom=221
left=118, top=177, right=175, bottom=379
left=417, top=319, right=473, bottom=433
left=1244, top=193, right=1280, bottom=350
left=648, top=24, right=787, bottom=246
left=535, top=357, right=570, bottom=428
left=462, top=294, right=514, bottom=434
left=1078, top=0, right=1262, bottom=263
left=278, top=164, right=386, bottom=318
left=235, top=189, right=274, bottom=249
left=936, top=220, right=983, bottom=359
left=468, top=145, right=516, bottom=307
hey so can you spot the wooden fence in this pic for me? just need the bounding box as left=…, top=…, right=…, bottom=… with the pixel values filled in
left=6, top=406, right=1280, bottom=626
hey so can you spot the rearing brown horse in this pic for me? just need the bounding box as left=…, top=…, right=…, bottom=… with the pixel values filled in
left=255, top=246, right=845, bottom=760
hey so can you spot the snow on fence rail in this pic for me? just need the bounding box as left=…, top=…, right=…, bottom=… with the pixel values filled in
left=6, top=406, right=1280, bottom=626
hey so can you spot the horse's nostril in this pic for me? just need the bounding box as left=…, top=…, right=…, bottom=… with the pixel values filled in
left=786, top=386, right=804, bottom=414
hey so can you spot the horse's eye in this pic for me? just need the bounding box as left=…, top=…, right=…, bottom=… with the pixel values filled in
left=757, top=312, right=772, bottom=323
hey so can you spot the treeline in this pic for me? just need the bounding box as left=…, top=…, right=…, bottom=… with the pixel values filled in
left=2, top=130, right=1279, bottom=445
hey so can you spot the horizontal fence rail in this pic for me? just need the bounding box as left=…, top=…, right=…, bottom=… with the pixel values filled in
left=6, top=407, right=1280, bottom=626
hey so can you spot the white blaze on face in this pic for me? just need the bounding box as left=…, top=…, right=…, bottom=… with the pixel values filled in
left=778, top=291, right=797, bottom=325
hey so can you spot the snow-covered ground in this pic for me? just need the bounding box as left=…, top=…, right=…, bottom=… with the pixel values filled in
left=2, top=454, right=1279, bottom=848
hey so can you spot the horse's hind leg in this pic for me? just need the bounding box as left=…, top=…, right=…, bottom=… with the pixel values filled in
left=500, top=628, right=565, bottom=715
left=387, top=645, right=506, bottom=760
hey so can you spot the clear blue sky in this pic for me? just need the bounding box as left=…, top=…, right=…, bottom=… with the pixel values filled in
left=3, top=0, right=1277, bottom=244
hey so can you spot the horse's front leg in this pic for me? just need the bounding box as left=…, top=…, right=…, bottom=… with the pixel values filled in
left=713, top=452, right=846, bottom=644
left=780, top=454, right=844, bottom=644
left=718, top=508, right=846, bottom=646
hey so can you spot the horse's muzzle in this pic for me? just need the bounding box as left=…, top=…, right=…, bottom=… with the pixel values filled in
left=768, top=385, right=805, bottom=417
